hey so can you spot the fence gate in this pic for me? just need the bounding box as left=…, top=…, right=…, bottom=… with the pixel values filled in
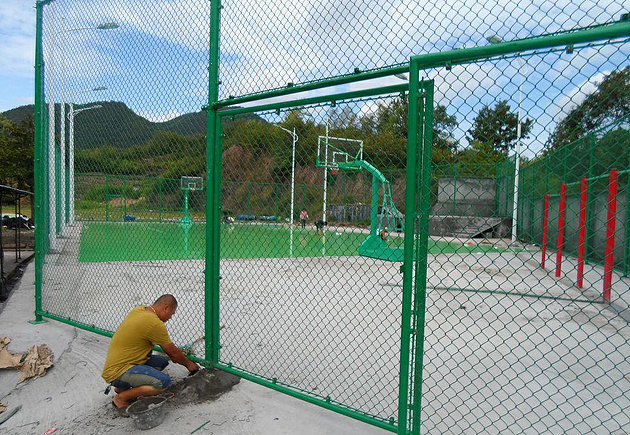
left=206, top=79, right=435, bottom=434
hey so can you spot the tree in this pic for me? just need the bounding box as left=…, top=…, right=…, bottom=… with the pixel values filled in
left=357, top=97, right=459, bottom=168
left=328, top=106, right=357, bottom=129
left=467, top=100, right=533, bottom=155
left=549, top=66, right=630, bottom=149
left=458, top=140, right=506, bottom=168
left=0, top=115, right=34, bottom=190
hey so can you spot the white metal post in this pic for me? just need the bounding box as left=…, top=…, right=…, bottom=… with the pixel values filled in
left=47, top=4, right=57, bottom=248
left=290, top=127, right=296, bottom=227
left=68, top=103, right=75, bottom=224
left=59, top=19, right=66, bottom=230
left=512, top=58, right=525, bottom=243
left=68, top=104, right=102, bottom=225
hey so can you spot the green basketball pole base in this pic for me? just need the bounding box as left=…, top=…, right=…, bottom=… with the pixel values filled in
left=358, top=235, right=404, bottom=262
left=179, top=189, right=193, bottom=228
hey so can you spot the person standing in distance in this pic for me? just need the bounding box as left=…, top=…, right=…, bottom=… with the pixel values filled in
left=300, top=208, right=309, bottom=229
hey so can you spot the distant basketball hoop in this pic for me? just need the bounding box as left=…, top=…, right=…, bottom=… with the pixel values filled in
left=330, top=167, right=339, bottom=175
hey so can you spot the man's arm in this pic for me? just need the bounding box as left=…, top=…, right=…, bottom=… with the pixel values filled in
left=161, top=342, right=199, bottom=373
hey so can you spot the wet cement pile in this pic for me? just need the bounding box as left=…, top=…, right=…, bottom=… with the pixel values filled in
left=165, top=368, right=241, bottom=407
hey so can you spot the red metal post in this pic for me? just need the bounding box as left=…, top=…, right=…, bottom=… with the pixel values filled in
left=577, top=178, right=588, bottom=288
left=603, top=170, right=619, bottom=302
left=555, top=183, right=566, bottom=277
left=542, top=194, right=549, bottom=269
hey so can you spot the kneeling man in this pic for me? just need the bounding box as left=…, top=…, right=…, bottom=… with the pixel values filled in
left=102, top=294, right=199, bottom=411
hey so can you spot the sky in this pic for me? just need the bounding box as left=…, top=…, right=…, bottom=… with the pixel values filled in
left=1, top=0, right=628, bottom=157
left=0, top=0, right=37, bottom=112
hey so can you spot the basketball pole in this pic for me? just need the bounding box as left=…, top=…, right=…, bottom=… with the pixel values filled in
left=323, top=122, right=329, bottom=226
left=180, top=188, right=191, bottom=226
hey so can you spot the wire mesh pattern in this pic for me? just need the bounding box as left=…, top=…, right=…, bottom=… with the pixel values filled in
left=37, top=0, right=211, bottom=352
left=218, top=97, right=415, bottom=424
left=218, top=0, right=627, bottom=100
left=32, top=0, right=630, bottom=434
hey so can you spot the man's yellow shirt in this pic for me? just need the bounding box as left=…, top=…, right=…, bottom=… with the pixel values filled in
left=102, top=306, right=173, bottom=383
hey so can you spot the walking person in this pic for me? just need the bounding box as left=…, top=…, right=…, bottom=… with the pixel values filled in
left=300, top=208, right=309, bottom=229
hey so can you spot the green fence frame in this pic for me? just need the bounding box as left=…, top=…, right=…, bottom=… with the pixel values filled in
left=32, top=2, right=630, bottom=431
left=212, top=79, right=437, bottom=433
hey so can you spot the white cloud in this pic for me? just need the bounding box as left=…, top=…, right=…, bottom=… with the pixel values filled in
left=359, top=100, right=379, bottom=118
left=137, top=110, right=182, bottom=123
left=0, top=0, right=35, bottom=77
left=553, top=71, right=609, bottom=117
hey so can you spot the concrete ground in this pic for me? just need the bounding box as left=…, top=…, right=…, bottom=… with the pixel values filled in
left=0, top=264, right=384, bottom=435
left=7, top=223, right=629, bottom=434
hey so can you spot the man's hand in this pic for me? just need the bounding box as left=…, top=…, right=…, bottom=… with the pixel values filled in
left=186, top=360, right=200, bottom=375
left=161, top=342, right=200, bottom=373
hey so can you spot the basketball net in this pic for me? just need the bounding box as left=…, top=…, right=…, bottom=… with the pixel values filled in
left=330, top=166, right=339, bottom=175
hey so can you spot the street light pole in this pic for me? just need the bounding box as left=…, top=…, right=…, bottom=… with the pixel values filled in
left=273, top=124, right=298, bottom=225
left=67, top=94, right=105, bottom=224
left=59, top=19, right=67, bottom=229
left=272, top=124, right=298, bottom=257
left=47, top=4, right=58, bottom=248
left=512, top=57, right=526, bottom=243
left=486, top=35, right=526, bottom=243
left=56, top=22, right=118, bottom=229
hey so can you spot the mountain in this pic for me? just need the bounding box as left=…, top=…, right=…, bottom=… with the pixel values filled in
left=1, top=102, right=264, bottom=150
left=158, top=111, right=208, bottom=136
left=2, top=105, right=33, bottom=125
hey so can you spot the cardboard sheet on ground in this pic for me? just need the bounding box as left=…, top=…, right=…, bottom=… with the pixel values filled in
left=0, top=336, right=54, bottom=383
left=19, top=345, right=54, bottom=383
left=0, top=337, right=22, bottom=369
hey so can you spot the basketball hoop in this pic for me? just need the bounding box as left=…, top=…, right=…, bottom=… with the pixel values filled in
left=330, top=167, right=339, bottom=175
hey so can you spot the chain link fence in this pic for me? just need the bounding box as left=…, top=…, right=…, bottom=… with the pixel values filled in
left=33, top=0, right=629, bottom=433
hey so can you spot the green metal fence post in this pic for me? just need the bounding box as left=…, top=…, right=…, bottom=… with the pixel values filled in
left=204, top=0, right=222, bottom=367
left=398, top=62, right=425, bottom=435
left=30, top=0, right=49, bottom=324
left=411, top=78, right=434, bottom=434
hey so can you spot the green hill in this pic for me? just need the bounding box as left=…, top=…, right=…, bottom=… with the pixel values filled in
left=2, top=105, right=33, bottom=125
left=1, top=102, right=263, bottom=150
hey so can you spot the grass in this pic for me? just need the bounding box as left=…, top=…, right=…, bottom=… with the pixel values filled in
left=78, top=221, right=507, bottom=263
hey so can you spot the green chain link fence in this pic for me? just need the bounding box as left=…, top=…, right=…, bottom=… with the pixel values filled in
left=32, top=0, right=629, bottom=433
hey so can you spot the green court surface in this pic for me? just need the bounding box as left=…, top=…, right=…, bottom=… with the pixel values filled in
left=78, top=221, right=506, bottom=263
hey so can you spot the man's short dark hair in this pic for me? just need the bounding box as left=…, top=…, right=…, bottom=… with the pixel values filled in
left=155, top=294, right=178, bottom=307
